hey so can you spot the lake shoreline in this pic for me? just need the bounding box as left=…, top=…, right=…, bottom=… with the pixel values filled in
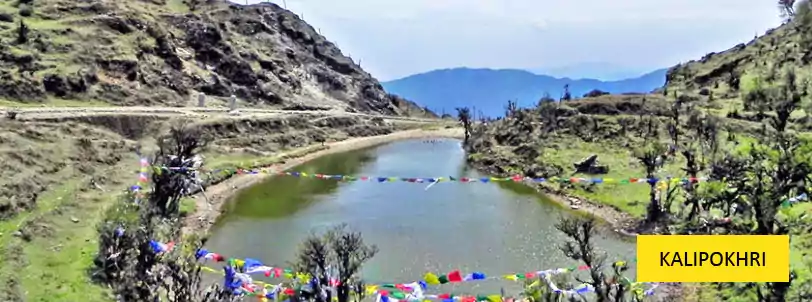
left=184, top=127, right=465, bottom=233
left=464, top=157, right=640, bottom=238
left=185, top=127, right=640, bottom=238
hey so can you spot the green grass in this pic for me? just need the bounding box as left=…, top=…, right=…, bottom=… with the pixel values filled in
left=0, top=97, right=109, bottom=107
left=0, top=159, right=133, bottom=301
left=539, top=138, right=686, bottom=217
left=166, top=0, right=190, bottom=13
left=179, top=197, right=196, bottom=217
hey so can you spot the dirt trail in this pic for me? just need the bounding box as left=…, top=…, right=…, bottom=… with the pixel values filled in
left=184, top=127, right=464, bottom=232
left=0, top=106, right=440, bottom=123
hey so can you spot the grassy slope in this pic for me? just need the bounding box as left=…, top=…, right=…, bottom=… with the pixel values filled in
left=469, top=106, right=812, bottom=300
left=662, top=17, right=812, bottom=300
left=465, top=17, right=812, bottom=299
left=0, top=123, right=134, bottom=301
left=0, top=112, right=443, bottom=301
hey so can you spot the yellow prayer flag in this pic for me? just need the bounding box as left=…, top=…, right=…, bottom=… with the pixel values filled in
left=234, top=259, right=245, bottom=268
left=301, top=172, right=309, bottom=177
left=388, top=177, right=398, bottom=182
left=604, top=178, right=615, bottom=183
left=487, top=295, right=502, bottom=302
left=424, top=272, right=441, bottom=285
left=365, top=285, right=378, bottom=295
left=657, top=181, right=667, bottom=190
left=504, top=275, right=518, bottom=281
left=670, top=178, right=681, bottom=183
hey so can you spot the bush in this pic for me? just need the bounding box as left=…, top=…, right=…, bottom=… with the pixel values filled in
left=18, top=4, right=32, bottom=17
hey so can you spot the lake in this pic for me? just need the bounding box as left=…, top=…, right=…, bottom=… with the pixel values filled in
left=204, top=138, right=636, bottom=295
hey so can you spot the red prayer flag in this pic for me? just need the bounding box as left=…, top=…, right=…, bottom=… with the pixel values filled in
left=447, top=270, right=463, bottom=282
left=524, top=272, right=534, bottom=279
left=578, top=265, right=589, bottom=270
left=438, top=294, right=451, bottom=299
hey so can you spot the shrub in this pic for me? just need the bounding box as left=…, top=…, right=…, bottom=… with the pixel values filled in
left=18, top=4, right=32, bottom=17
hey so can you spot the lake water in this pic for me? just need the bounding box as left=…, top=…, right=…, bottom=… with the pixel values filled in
left=204, top=139, right=636, bottom=295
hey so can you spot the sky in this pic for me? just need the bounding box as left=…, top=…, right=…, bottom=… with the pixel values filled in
left=240, top=0, right=784, bottom=81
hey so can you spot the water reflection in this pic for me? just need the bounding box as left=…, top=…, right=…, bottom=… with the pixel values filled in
left=205, top=138, right=637, bottom=293
left=217, top=146, right=378, bottom=221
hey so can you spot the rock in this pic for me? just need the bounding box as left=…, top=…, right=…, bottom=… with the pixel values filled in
left=43, top=74, right=69, bottom=97
left=70, top=217, right=80, bottom=223
left=573, top=154, right=610, bottom=174
left=12, top=231, right=22, bottom=237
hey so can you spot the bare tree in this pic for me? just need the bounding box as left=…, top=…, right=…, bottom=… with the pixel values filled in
left=93, top=123, right=223, bottom=302
left=456, top=107, right=472, bottom=143
left=556, top=215, right=631, bottom=302
left=634, top=141, right=668, bottom=223
left=505, top=99, right=518, bottom=118
left=293, top=224, right=378, bottom=302
left=779, top=0, right=797, bottom=20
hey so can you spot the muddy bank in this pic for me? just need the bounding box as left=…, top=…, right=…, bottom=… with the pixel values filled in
left=184, top=127, right=464, bottom=232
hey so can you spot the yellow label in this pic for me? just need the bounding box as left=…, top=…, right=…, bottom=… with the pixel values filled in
left=636, top=235, right=789, bottom=282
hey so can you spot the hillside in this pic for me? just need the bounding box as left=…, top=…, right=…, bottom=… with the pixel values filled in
left=381, top=67, right=667, bottom=117
left=0, top=0, right=433, bottom=117
left=0, top=1, right=453, bottom=300
left=663, top=20, right=809, bottom=117
left=465, top=11, right=812, bottom=301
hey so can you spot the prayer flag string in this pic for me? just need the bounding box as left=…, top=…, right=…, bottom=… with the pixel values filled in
left=159, top=165, right=710, bottom=186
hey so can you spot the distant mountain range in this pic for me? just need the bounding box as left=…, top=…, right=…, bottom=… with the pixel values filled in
left=382, top=67, right=668, bottom=117
left=530, top=62, right=655, bottom=81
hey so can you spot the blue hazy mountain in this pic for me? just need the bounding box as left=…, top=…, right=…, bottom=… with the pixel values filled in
left=530, top=62, right=653, bottom=81
left=382, top=67, right=667, bottom=117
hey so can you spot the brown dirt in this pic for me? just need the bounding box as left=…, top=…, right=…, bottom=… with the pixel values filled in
left=184, top=127, right=464, bottom=232
left=537, top=185, right=639, bottom=237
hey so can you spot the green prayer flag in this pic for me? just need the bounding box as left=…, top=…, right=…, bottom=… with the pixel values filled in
left=439, top=275, right=449, bottom=284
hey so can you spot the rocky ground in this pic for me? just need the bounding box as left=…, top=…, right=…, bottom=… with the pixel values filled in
left=0, top=0, right=433, bottom=117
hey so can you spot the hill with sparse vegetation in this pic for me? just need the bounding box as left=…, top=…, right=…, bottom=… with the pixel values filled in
left=0, top=0, right=433, bottom=117
left=464, top=2, right=812, bottom=301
